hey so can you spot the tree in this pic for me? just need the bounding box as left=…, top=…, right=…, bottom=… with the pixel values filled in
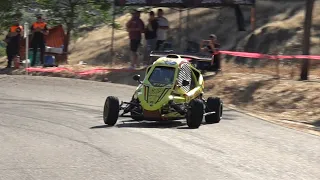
left=0, top=0, right=30, bottom=33
left=300, top=0, right=315, bottom=80
left=36, top=0, right=112, bottom=53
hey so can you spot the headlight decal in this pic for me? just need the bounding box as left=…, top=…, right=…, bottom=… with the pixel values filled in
left=156, top=88, right=170, bottom=103
left=144, top=86, right=149, bottom=102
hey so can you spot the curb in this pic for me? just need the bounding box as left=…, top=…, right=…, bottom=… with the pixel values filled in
left=224, top=104, right=320, bottom=137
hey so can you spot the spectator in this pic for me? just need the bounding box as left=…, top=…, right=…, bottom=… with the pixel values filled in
left=126, top=10, right=145, bottom=69
left=144, top=11, right=158, bottom=65
left=30, top=14, right=49, bottom=67
left=200, top=34, right=221, bottom=71
left=155, top=9, right=169, bottom=51
left=3, top=19, right=23, bottom=68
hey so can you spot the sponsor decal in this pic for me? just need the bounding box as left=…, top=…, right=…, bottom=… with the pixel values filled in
left=201, top=0, right=222, bottom=4
left=198, top=0, right=254, bottom=5
left=233, top=0, right=255, bottom=4
left=159, top=0, right=183, bottom=3
left=118, top=0, right=147, bottom=5
left=164, top=61, right=177, bottom=65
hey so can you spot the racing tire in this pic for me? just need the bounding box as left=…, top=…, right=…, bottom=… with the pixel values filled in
left=205, top=97, right=223, bottom=124
left=186, top=99, right=204, bottom=128
left=103, top=96, right=120, bottom=126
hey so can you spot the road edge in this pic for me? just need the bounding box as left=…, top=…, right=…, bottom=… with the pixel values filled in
left=224, top=104, right=320, bottom=137
left=1, top=72, right=319, bottom=137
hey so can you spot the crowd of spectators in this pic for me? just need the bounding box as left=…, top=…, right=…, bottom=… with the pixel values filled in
left=125, top=9, right=220, bottom=71
left=3, top=14, right=49, bottom=68
left=126, top=9, right=169, bottom=69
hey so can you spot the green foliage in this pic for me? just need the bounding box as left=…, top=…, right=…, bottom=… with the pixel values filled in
left=35, top=0, right=113, bottom=30
left=0, top=0, right=139, bottom=52
left=0, top=0, right=33, bottom=28
left=0, top=47, right=6, bottom=57
left=0, top=36, right=6, bottom=57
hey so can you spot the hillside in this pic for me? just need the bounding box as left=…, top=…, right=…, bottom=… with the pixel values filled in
left=0, top=1, right=319, bottom=134
left=68, top=0, right=320, bottom=68
left=66, top=0, right=319, bottom=134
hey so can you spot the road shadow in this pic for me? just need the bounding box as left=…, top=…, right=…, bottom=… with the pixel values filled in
left=0, top=67, right=15, bottom=75
left=90, top=119, right=187, bottom=129
left=90, top=125, right=113, bottom=129
left=116, top=120, right=186, bottom=129
left=231, top=78, right=274, bottom=105
left=90, top=109, right=237, bottom=129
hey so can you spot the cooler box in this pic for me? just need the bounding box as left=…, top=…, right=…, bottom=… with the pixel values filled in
left=44, top=55, right=56, bottom=67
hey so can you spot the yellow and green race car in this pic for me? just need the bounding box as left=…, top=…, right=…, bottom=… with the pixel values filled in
left=103, top=54, right=223, bottom=128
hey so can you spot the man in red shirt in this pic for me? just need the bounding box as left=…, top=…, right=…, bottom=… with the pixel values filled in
left=126, top=10, right=145, bottom=69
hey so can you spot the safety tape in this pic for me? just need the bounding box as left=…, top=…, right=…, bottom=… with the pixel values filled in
left=25, top=50, right=320, bottom=76
left=219, top=51, right=320, bottom=60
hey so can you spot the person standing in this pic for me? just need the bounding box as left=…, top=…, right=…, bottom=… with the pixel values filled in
left=30, top=14, right=49, bottom=67
left=126, top=10, right=145, bottom=69
left=155, top=9, right=169, bottom=51
left=144, top=11, right=158, bottom=65
left=3, top=19, right=23, bottom=68
left=200, top=34, right=221, bottom=71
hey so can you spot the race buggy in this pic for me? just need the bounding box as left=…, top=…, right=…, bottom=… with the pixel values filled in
left=103, top=54, right=223, bottom=128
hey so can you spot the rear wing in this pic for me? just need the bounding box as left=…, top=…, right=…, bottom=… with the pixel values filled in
left=150, top=51, right=213, bottom=62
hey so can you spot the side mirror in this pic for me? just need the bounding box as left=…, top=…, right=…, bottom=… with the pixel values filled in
left=133, top=74, right=141, bottom=83
left=182, top=80, right=190, bottom=86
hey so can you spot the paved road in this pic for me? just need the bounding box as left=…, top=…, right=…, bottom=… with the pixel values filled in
left=0, top=75, right=319, bottom=180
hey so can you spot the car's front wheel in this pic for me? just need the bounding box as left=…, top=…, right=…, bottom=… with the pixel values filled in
left=103, top=96, right=120, bottom=126
left=205, top=97, right=223, bottom=124
left=186, top=99, right=204, bottom=128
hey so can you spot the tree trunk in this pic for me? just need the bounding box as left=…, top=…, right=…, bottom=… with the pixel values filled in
left=63, top=3, right=75, bottom=54
left=63, top=25, right=71, bottom=53
left=300, top=0, right=314, bottom=80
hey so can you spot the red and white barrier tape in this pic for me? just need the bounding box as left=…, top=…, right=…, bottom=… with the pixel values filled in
left=25, top=50, right=320, bottom=76
left=219, top=51, right=320, bottom=60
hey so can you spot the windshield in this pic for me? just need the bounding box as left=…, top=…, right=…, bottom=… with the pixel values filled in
left=148, top=66, right=176, bottom=86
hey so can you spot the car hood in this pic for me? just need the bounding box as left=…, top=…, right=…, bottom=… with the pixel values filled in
left=138, top=84, right=173, bottom=111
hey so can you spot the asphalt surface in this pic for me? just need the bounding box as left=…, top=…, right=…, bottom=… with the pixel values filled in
left=0, top=75, right=319, bottom=180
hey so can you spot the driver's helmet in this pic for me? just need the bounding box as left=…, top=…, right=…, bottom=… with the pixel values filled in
left=162, top=69, right=174, bottom=83
left=152, top=69, right=162, bottom=81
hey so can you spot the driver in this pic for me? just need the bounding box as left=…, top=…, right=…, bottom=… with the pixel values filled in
left=200, top=34, right=221, bottom=72
left=162, top=69, right=174, bottom=83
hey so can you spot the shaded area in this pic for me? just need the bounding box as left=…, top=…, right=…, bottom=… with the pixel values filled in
left=90, top=109, right=237, bottom=130
left=232, top=78, right=274, bottom=105
left=103, top=68, right=146, bottom=86
left=310, top=120, right=320, bottom=127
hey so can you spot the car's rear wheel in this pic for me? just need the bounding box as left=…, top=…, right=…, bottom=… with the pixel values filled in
left=103, top=96, right=120, bottom=126
left=205, top=97, right=223, bottom=124
left=186, top=99, right=204, bottom=128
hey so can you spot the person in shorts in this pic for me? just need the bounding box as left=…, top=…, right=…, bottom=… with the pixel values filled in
left=144, top=11, right=158, bottom=64
left=155, top=9, right=169, bottom=51
left=126, top=10, right=145, bottom=69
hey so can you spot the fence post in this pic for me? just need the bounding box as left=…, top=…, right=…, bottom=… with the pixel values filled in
left=24, top=22, right=29, bottom=75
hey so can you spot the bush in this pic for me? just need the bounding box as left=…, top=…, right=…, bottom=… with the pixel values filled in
left=0, top=47, right=6, bottom=57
